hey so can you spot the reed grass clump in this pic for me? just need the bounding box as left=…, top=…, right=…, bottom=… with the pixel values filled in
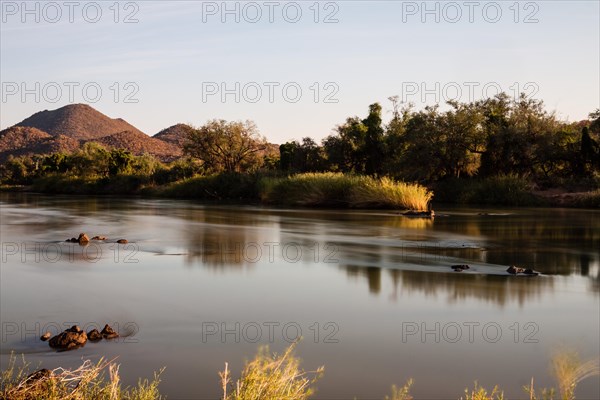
left=260, top=173, right=432, bottom=210
left=220, top=341, right=324, bottom=400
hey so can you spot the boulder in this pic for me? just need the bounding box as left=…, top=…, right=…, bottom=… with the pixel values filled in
left=23, top=368, right=52, bottom=385
left=91, top=236, right=107, bottom=240
left=506, top=265, right=525, bottom=274
left=77, top=233, right=89, bottom=244
left=116, top=239, right=128, bottom=244
left=87, top=329, right=103, bottom=341
left=101, top=324, right=119, bottom=339
left=451, top=264, right=470, bottom=272
left=40, top=331, right=51, bottom=341
left=48, top=326, right=87, bottom=350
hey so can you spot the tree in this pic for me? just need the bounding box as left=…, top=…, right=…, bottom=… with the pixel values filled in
left=279, top=138, right=325, bottom=172
left=108, top=149, right=134, bottom=176
left=363, top=103, right=385, bottom=175
left=184, top=120, right=267, bottom=173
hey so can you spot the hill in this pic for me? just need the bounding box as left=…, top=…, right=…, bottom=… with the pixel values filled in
left=0, top=126, right=80, bottom=162
left=153, top=124, right=194, bottom=148
left=14, top=104, right=145, bottom=140
left=93, top=130, right=182, bottom=161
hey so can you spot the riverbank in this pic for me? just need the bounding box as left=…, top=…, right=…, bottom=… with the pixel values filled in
left=2, top=173, right=434, bottom=210
left=2, top=172, right=598, bottom=209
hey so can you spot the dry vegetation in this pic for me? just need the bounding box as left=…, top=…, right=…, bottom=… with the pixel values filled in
left=3, top=345, right=596, bottom=400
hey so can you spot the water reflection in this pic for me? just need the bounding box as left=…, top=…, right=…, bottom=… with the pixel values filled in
left=2, top=193, right=599, bottom=304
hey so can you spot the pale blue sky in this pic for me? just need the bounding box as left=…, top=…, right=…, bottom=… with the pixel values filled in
left=1, top=1, right=599, bottom=143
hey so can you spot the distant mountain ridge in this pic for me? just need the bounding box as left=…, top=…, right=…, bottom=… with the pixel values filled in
left=1, top=104, right=185, bottom=162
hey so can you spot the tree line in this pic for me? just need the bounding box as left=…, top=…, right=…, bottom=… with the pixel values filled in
left=2, top=93, right=599, bottom=189
left=278, top=94, right=600, bottom=184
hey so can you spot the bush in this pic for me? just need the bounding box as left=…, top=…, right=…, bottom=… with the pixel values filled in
left=161, top=172, right=260, bottom=201
left=434, top=175, right=540, bottom=206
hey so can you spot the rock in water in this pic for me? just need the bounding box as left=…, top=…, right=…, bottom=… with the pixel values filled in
left=40, top=331, right=51, bottom=341
left=116, top=239, right=128, bottom=244
left=87, top=329, right=103, bottom=341
left=77, top=233, right=89, bottom=244
left=101, top=324, right=119, bottom=339
left=91, top=236, right=107, bottom=240
left=48, top=326, right=87, bottom=350
left=451, top=264, right=470, bottom=272
left=506, top=265, right=525, bottom=274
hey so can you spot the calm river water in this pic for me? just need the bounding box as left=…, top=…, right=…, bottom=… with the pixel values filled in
left=1, top=193, right=598, bottom=399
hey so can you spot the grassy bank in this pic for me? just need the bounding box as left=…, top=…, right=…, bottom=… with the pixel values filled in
left=2, top=344, right=598, bottom=400
left=26, top=172, right=433, bottom=210
left=11, top=172, right=600, bottom=209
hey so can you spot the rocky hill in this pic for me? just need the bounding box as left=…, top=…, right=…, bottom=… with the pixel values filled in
left=94, top=130, right=182, bottom=161
left=0, top=126, right=80, bottom=162
left=153, top=124, right=194, bottom=148
left=3, top=104, right=183, bottom=162
left=2, top=104, right=279, bottom=164
left=14, top=104, right=145, bottom=140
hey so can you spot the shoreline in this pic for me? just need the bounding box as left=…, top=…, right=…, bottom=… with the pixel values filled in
left=1, top=184, right=598, bottom=210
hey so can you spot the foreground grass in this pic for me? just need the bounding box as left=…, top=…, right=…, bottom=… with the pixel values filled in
left=1, top=355, right=163, bottom=400
left=219, top=342, right=324, bottom=400
left=1, top=346, right=598, bottom=400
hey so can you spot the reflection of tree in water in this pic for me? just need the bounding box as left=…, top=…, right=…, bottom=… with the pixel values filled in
left=179, top=207, right=273, bottom=269
left=435, top=212, right=600, bottom=276
left=392, top=269, right=552, bottom=307
left=346, top=266, right=381, bottom=294
left=343, top=264, right=554, bottom=307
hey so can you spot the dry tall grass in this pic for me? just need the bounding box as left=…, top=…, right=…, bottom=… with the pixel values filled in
left=0, top=354, right=163, bottom=400
left=220, top=341, right=324, bottom=400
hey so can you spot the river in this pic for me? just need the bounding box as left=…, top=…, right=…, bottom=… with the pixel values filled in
left=1, top=193, right=598, bottom=399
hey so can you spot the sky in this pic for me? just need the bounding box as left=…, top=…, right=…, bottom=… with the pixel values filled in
left=1, top=0, right=599, bottom=144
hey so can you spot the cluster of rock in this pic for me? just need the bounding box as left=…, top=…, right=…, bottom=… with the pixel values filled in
left=41, top=324, right=119, bottom=351
left=451, top=264, right=470, bottom=272
left=449, top=264, right=540, bottom=276
left=506, top=265, right=539, bottom=276
left=65, top=233, right=128, bottom=244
